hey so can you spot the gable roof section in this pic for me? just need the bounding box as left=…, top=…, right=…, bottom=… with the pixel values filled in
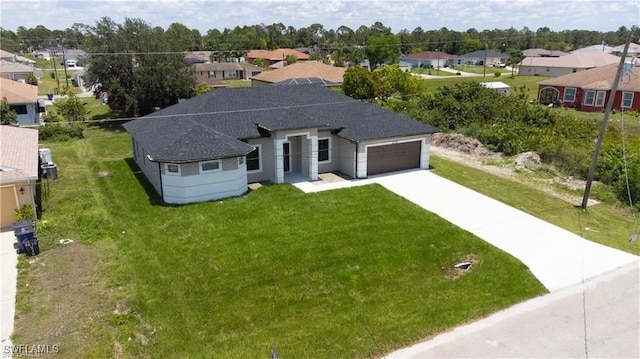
left=404, top=51, right=460, bottom=60
left=274, top=77, right=338, bottom=86
left=0, top=78, right=38, bottom=103
left=523, top=48, right=568, bottom=57
left=0, top=125, right=39, bottom=182
left=539, top=62, right=640, bottom=92
left=247, top=49, right=310, bottom=61
left=195, top=62, right=244, bottom=72
left=0, top=60, right=34, bottom=74
left=124, top=86, right=438, bottom=162
left=461, top=50, right=507, bottom=58
left=251, top=62, right=345, bottom=84
left=571, top=44, right=615, bottom=53
left=520, top=52, right=620, bottom=69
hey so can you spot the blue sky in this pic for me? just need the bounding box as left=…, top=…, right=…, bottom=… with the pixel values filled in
left=1, top=0, right=638, bottom=33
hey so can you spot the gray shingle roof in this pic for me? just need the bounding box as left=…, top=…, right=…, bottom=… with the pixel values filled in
left=124, top=86, right=438, bottom=162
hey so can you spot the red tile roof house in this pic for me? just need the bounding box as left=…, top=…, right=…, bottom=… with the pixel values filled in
left=402, top=51, right=464, bottom=69
left=250, top=61, right=346, bottom=87
left=537, top=61, right=640, bottom=111
left=123, top=85, right=438, bottom=204
left=246, top=49, right=310, bottom=67
left=518, top=52, right=620, bottom=77
left=0, top=78, right=42, bottom=126
left=0, top=125, right=39, bottom=228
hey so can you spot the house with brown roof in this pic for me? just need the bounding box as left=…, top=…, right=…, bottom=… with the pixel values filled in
left=246, top=49, right=310, bottom=66
left=537, top=60, right=640, bottom=112
left=0, top=125, right=39, bottom=228
left=0, top=78, right=41, bottom=126
left=250, top=62, right=345, bottom=87
left=522, top=48, right=568, bottom=58
left=194, top=62, right=262, bottom=81
left=402, top=51, right=464, bottom=69
left=519, top=52, right=620, bottom=77
left=611, top=43, right=640, bottom=57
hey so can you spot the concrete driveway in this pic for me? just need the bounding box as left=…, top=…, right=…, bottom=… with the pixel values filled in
left=0, top=230, right=17, bottom=349
left=295, top=170, right=638, bottom=292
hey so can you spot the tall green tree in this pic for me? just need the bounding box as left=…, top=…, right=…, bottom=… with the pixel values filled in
left=55, top=90, right=87, bottom=123
left=505, top=48, right=525, bottom=77
left=83, top=17, right=195, bottom=117
left=0, top=98, right=17, bottom=125
left=366, top=34, right=401, bottom=70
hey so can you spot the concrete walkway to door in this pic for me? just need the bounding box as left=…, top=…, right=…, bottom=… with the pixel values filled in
left=294, top=170, right=639, bottom=291
left=0, top=230, right=18, bottom=350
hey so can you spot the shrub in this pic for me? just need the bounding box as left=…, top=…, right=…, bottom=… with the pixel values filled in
left=39, top=124, right=84, bottom=141
left=26, top=74, right=38, bottom=86
left=493, top=70, right=501, bottom=77
left=14, top=204, right=35, bottom=221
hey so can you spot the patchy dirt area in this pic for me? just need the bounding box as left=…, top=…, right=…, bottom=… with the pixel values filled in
left=431, top=133, right=598, bottom=206
left=12, top=242, right=116, bottom=358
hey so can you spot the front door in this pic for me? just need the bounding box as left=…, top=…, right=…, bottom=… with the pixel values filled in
left=283, top=142, right=290, bottom=172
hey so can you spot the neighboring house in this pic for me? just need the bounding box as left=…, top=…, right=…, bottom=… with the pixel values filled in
left=518, top=52, right=620, bottom=77
left=0, top=78, right=41, bottom=126
left=460, top=50, right=508, bottom=65
left=123, top=85, right=438, bottom=204
left=398, top=61, right=412, bottom=72
left=523, top=48, right=568, bottom=58
left=402, top=51, right=464, bottom=68
left=481, top=82, right=510, bottom=95
left=194, top=62, right=262, bottom=80
left=537, top=60, right=640, bottom=111
left=0, top=125, right=39, bottom=229
left=611, top=43, right=640, bottom=57
left=571, top=44, right=615, bottom=54
left=195, top=76, right=228, bottom=89
left=246, top=49, right=310, bottom=66
left=250, top=62, right=346, bottom=86
left=0, top=60, right=37, bottom=81
left=0, top=50, right=35, bottom=65
left=185, top=51, right=214, bottom=64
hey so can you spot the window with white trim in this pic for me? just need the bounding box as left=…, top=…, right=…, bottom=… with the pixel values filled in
left=584, top=90, right=595, bottom=106
left=563, top=88, right=576, bottom=102
left=246, top=145, right=261, bottom=172
left=318, top=138, right=330, bottom=162
left=166, top=164, right=180, bottom=175
left=595, top=91, right=606, bottom=107
left=200, top=161, right=221, bottom=173
left=622, top=92, right=634, bottom=108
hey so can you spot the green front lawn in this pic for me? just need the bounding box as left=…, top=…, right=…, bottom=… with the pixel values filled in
left=14, top=128, right=545, bottom=358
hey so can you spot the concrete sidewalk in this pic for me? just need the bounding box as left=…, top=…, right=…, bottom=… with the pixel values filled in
left=294, top=170, right=639, bottom=291
left=387, top=260, right=639, bottom=358
left=0, top=230, right=18, bottom=349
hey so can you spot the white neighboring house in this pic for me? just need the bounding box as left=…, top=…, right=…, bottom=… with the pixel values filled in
left=481, top=82, right=510, bottom=95
left=518, top=52, right=620, bottom=77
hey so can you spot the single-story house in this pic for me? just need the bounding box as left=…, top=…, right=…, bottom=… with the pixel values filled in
left=0, top=125, right=39, bottom=229
left=123, top=85, right=439, bottom=204
left=460, top=50, right=508, bottom=66
left=0, top=78, right=42, bottom=126
left=611, top=43, right=640, bottom=57
left=537, top=60, right=640, bottom=111
left=518, top=52, right=620, bottom=77
left=481, top=82, right=510, bottom=95
left=250, top=62, right=345, bottom=86
left=402, top=51, right=464, bottom=69
left=246, top=49, right=310, bottom=66
left=185, top=51, right=214, bottom=64
left=0, top=60, right=38, bottom=81
left=0, top=50, right=36, bottom=65
left=194, top=62, right=262, bottom=80
left=398, top=61, right=412, bottom=72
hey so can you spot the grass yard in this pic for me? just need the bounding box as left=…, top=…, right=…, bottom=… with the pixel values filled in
left=13, top=127, right=546, bottom=358
left=452, top=65, right=510, bottom=75
left=418, top=74, right=550, bottom=101
left=38, top=68, right=81, bottom=95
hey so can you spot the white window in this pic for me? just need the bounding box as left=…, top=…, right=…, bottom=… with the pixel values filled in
left=238, top=156, right=244, bottom=165
left=200, top=161, right=221, bottom=173
left=166, top=163, right=180, bottom=175
left=246, top=145, right=261, bottom=173
left=224, top=70, right=237, bottom=78
left=622, top=92, right=634, bottom=108
left=595, top=91, right=606, bottom=107
left=563, top=88, right=576, bottom=102
left=318, top=138, right=330, bottom=162
left=584, top=90, right=595, bottom=106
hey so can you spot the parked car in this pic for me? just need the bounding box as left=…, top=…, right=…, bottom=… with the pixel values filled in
left=492, top=61, right=506, bottom=68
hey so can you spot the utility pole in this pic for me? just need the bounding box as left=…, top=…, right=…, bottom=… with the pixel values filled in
left=483, top=42, right=488, bottom=78
left=61, top=42, right=70, bottom=92
left=581, top=30, right=634, bottom=209
left=49, top=47, right=60, bottom=94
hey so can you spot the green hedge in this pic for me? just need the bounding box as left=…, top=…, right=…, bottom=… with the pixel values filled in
left=39, top=124, right=84, bottom=142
